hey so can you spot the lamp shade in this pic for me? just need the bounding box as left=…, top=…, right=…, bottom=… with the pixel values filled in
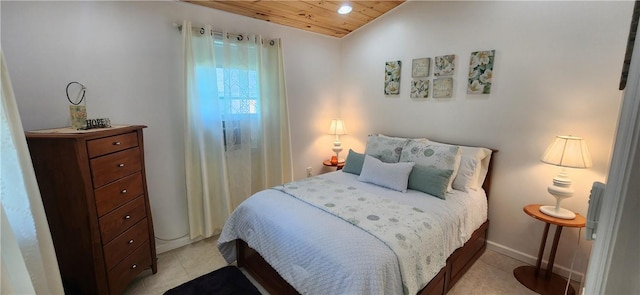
left=541, top=135, right=592, bottom=168
left=328, top=119, right=347, bottom=135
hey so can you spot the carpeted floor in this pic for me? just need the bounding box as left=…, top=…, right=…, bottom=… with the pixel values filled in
left=164, top=265, right=261, bottom=295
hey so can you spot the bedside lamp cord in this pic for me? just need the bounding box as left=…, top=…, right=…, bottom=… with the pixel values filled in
left=564, top=228, right=583, bottom=295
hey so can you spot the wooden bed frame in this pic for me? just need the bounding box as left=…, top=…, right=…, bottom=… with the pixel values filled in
left=236, top=147, right=497, bottom=295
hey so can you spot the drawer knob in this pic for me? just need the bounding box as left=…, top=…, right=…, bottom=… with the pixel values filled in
left=118, top=163, right=125, bottom=167
left=124, top=215, right=131, bottom=220
left=131, top=264, right=137, bottom=269
left=121, top=189, right=127, bottom=194
left=128, top=239, right=134, bottom=244
left=113, top=141, right=121, bottom=146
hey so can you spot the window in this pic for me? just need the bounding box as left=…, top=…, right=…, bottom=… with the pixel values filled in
left=216, top=68, right=258, bottom=115
left=195, top=66, right=259, bottom=115
left=195, top=65, right=259, bottom=150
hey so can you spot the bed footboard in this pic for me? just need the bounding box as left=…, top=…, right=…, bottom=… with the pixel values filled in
left=237, top=220, right=489, bottom=295
left=236, top=239, right=298, bottom=295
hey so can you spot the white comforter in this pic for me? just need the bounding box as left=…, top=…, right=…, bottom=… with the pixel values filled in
left=217, top=171, right=488, bottom=295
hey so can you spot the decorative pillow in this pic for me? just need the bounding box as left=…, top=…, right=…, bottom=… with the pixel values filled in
left=342, top=149, right=366, bottom=175
left=427, top=140, right=492, bottom=190
left=399, top=139, right=461, bottom=192
left=452, top=156, right=479, bottom=192
left=357, top=155, right=415, bottom=192
left=364, top=135, right=408, bottom=163
left=378, top=134, right=427, bottom=141
left=408, top=166, right=453, bottom=199
left=475, top=154, right=493, bottom=189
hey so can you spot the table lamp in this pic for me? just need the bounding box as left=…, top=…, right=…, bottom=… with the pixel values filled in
left=328, top=119, right=347, bottom=165
left=540, top=135, right=592, bottom=219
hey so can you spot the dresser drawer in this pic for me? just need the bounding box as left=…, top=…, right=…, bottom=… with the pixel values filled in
left=87, top=132, right=139, bottom=158
left=107, top=242, right=151, bottom=295
left=95, top=173, right=144, bottom=217
left=26, top=126, right=156, bottom=295
left=91, top=148, right=142, bottom=188
left=100, top=196, right=146, bottom=243
left=103, top=218, right=149, bottom=271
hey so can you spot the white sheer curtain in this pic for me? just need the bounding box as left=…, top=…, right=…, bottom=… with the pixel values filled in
left=1, top=50, right=64, bottom=294
left=182, top=21, right=293, bottom=240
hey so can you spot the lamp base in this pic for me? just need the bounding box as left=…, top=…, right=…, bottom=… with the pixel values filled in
left=539, top=205, right=576, bottom=219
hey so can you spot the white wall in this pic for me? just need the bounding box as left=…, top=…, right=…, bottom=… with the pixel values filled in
left=1, top=1, right=341, bottom=247
left=339, top=1, right=632, bottom=274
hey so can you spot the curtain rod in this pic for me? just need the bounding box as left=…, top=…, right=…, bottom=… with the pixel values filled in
left=173, top=23, right=244, bottom=40
left=173, top=23, right=277, bottom=46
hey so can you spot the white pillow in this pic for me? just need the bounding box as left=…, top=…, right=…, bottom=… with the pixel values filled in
left=427, top=140, right=492, bottom=190
left=399, top=139, right=461, bottom=192
left=358, top=155, right=415, bottom=192
left=476, top=154, right=493, bottom=189
left=452, top=156, right=479, bottom=192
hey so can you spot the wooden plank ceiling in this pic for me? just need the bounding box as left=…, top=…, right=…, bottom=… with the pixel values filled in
left=186, top=1, right=406, bottom=38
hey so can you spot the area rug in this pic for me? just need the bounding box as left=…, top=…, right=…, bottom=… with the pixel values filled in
left=164, top=265, right=262, bottom=295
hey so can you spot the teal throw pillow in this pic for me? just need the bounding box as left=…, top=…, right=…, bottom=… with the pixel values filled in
left=408, top=165, right=454, bottom=199
left=342, top=149, right=366, bottom=175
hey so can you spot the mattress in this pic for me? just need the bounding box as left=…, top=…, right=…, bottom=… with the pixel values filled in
left=217, top=171, right=488, bottom=294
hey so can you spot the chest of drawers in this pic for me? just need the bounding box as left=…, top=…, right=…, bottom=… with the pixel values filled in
left=26, top=125, right=157, bottom=295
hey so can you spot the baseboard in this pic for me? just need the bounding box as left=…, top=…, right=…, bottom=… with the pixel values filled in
left=155, top=235, right=195, bottom=254
left=487, top=241, right=584, bottom=281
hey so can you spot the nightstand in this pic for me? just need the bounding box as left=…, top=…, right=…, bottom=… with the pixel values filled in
left=323, top=159, right=344, bottom=170
left=514, top=204, right=585, bottom=295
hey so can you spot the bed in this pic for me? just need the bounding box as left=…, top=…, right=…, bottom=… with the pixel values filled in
left=217, top=136, right=496, bottom=295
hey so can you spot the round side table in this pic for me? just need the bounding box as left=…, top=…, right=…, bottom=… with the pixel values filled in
left=514, top=204, right=585, bottom=295
left=323, top=159, right=344, bottom=170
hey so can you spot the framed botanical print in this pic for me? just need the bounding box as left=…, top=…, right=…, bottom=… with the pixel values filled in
left=411, top=58, right=430, bottom=78
left=467, top=50, right=495, bottom=94
left=433, top=77, right=453, bottom=98
left=410, top=79, right=429, bottom=99
left=434, top=54, right=455, bottom=77
left=384, top=60, right=402, bottom=95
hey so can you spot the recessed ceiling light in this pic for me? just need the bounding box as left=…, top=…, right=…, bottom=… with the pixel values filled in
left=338, top=4, right=352, bottom=15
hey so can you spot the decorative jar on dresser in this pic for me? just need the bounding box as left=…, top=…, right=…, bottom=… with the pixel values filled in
left=25, top=125, right=157, bottom=295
